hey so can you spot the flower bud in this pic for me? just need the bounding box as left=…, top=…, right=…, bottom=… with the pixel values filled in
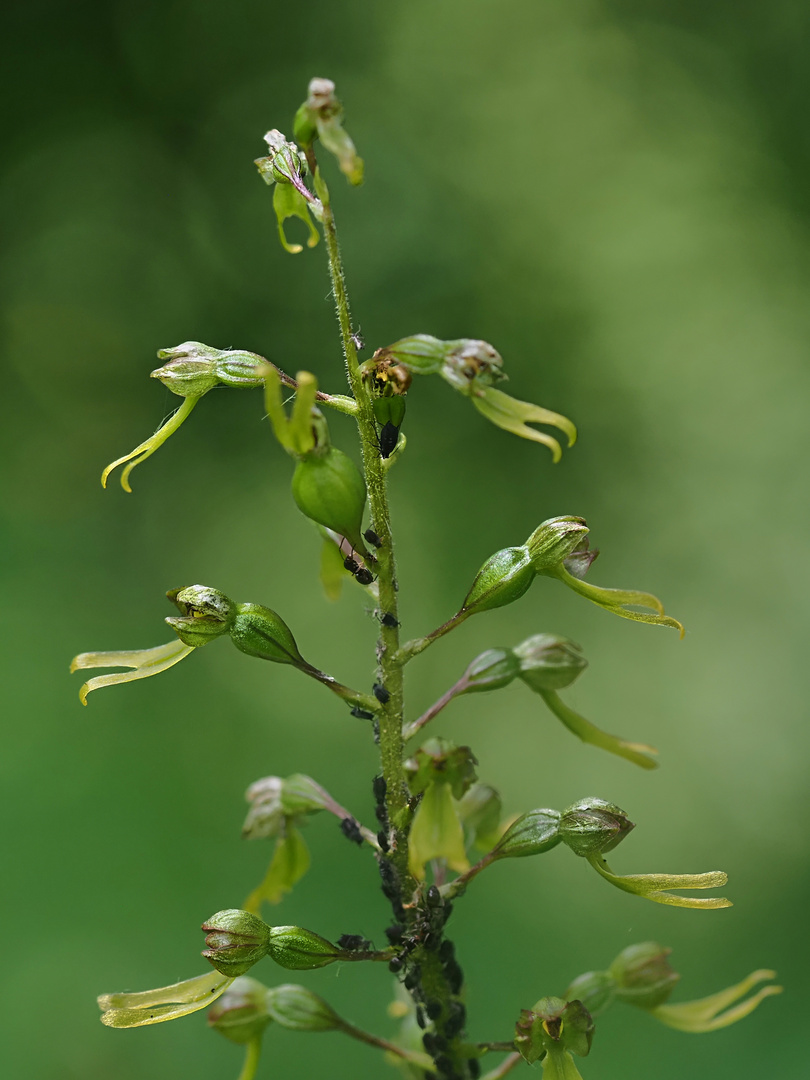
left=165, top=585, right=236, bottom=647
left=265, top=925, right=344, bottom=970
left=513, top=634, right=587, bottom=692
left=207, top=976, right=272, bottom=1044
left=151, top=342, right=266, bottom=395
left=202, top=910, right=272, bottom=977
left=461, top=648, right=521, bottom=693
left=294, top=78, right=364, bottom=185
left=376, top=334, right=447, bottom=375
left=559, top=798, right=635, bottom=857
left=439, top=339, right=504, bottom=393
left=461, top=547, right=535, bottom=616
left=490, top=808, right=562, bottom=860
left=609, top=943, right=680, bottom=1009
left=526, top=517, right=590, bottom=574
left=456, top=783, right=503, bottom=850
left=563, top=971, right=616, bottom=1017
left=265, top=983, right=343, bottom=1031
left=405, top=738, right=478, bottom=800
left=231, top=604, right=306, bottom=666
left=291, top=447, right=368, bottom=556
left=515, top=997, right=594, bottom=1064
left=242, top=774, right=327, bottom=840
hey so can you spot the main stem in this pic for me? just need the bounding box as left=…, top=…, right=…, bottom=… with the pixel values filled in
left=320, top=178, right=411, bottom=879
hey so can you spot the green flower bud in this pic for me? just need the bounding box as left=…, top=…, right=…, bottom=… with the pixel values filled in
left=202, top=910, right=272, bottom=977
left=439, top=338, right=504, bottom=393
left=291, top=446, right=368, bottom=556
left=242, top=774, right=328, bottom=840
left=456, top=783, right=503, bottom=850
left=259, top=129, right=309, bottom=186
left=491, top=808, right=562, bottom=860
left=405, top=738, right=478, bottom=799
left=461, top=546, right=536, bottom=616
left=563, top=971, right=616, bottom=1017
left=515, top=997, right=594, bottom=1064
left=265, top=925, right=344, bottom=970
left=513, top=634, right=587, bottom=692
left=207, top=976, right=272, bottom=1044
left=265, top=983, right=343, bottom=1031
left=294, top=78, right=364, bottom=185
left=151, top=342, right=267, bottom=395
left=165, top=585, right=236, bottom=647
left=231, top=604, right=306, bottom=666
left=609, top=943, right=680, bottom=1010
left=526, top=517, right=590, bottom=574
left=461, top=648, right=521, bottom=692
left=377, top=334, right=447, bottom=375
left=559, top=799, right=635, bottom=857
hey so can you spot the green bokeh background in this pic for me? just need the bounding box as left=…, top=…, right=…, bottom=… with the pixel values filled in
left=3, top=2, right=808, bottom=1077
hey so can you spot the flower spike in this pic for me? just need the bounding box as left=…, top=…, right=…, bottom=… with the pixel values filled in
left=70, top=639, right=195, bottom=705
left=650, top=969, right=782, bottom=1032
left=98, top=970, right=234, bottom=1028
left=586, top=854, right=732, bottom=910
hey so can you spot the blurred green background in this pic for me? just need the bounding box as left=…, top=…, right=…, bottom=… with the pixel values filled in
left=2, top=1, right=808, bottom=1077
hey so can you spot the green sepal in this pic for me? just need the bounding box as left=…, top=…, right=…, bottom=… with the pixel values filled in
left=559, top=798, right=635, bottom=857
left=291, top=446, right=368, bottom=556
left=461, top=546, right=535, bottom=615
left=207, top=976, right=273, bottom=1044
left=405, top=738, right=478, bottom=799
left=460, top=648, right=521, bottom=692
left=379, top=334, right=446, bottom=375
left=525, top=517, right=590, bottom=573
left=165, top=585, right=236, bottom=646
left=515, top=998, right=594, bottom=1065
left=202, top=910, right=273, bottom=977
left=265, top=984, right=343, bottom=1031
left=491, top=808, right=562, bottom=860
left=609, top=943, right=680, bottom=1009
left=263, top=366, right=319, bottom=457
left=407, top=779, right=470, bottom=879
left=266, top=925, right=344, bottom=970
left=296, top=78, right=364, bottom=185
left=563, top=971, right=616, bottom=1018
left=231, top=603, right=306, bottom=666
left=513, top=634, right=587, bottom=692
left=319, top=530, right=346, bottom=601
left=456, top=783, right=504, bottom=850
left=243, top=828, right=311, bottom=912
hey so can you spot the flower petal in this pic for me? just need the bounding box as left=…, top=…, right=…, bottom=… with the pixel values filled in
left=471, top=385, right=577, bottom=461
left=651, top=970, right=781, bottom=1032
left=101, top=395, right=200, bottom=492
left=587, top=855, right=732, bottom=910
left=70, top=640, right=195, bottom=705
left=552, top=567, right=685, bottom=637
left=99, top=971, right=234, bottom=1027
left=539, top=689, right=658, bottom=770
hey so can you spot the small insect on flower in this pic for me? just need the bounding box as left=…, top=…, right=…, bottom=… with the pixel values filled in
left=350, top=706, right=375, bottom=720
left=355, top=567, right=375, bottom=585
left=364, top=528, right=383, bottom=548
left=378, top=611, right=400, bottom=628
left=343, top=555, right=360, bottom=574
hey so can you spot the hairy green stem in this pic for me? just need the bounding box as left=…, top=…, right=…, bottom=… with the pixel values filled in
left=319, top=170, right=410, bottom=879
